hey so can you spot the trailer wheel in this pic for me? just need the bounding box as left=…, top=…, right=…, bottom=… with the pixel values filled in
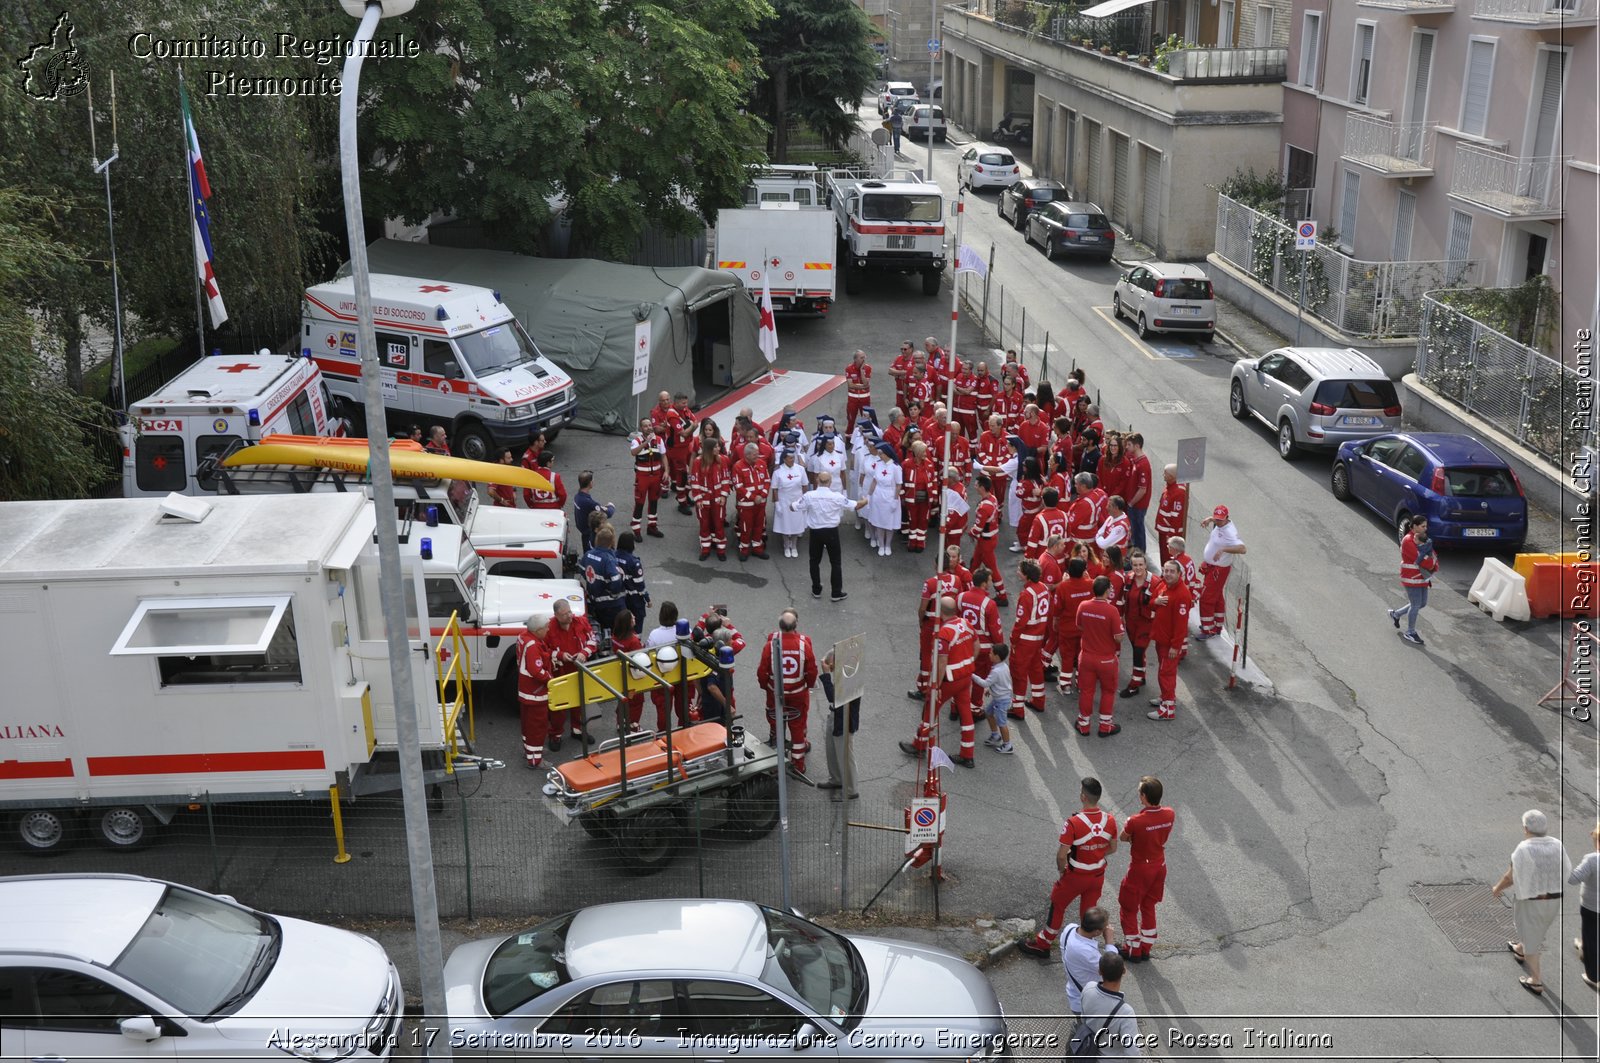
left=95, top=806, right=156, bottom=850
left=616, top=806, right=681, bottom=875
left=12, top=809, right=76, bottom=854
left=725, top=773, right=780, bottom=838
left=580, top=809, right=617, bottom=841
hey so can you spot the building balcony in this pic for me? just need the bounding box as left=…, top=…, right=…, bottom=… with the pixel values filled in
left=1342, top=114, right=1436, bottom=177
left=1448, top=143, right=1568, bottom=218
left=1357, top=0, right=1456, bottom=13
left=1474, top=0, right=1598, bottom=26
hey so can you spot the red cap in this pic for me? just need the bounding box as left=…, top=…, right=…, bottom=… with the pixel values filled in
left=1211, top=505, right=1230, bottom=522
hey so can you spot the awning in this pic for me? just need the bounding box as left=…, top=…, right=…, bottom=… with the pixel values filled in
left=1080, top=0, right=1156, bottom=17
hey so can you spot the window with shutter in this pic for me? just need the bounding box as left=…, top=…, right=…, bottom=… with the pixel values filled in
left=1351, top=23, right=1375, bottom=106
left=1340, top=170, right=1360, bottom=251
left=1446, top=210, right=1472, bottom=263
left=1255, top=5, right=1273, bottom=48
left=1084, top=120, right=1102, bottom=205
left=1392, top=192, right=1415, bottom=262
left=1529, top=50, right=1566, bottom=160
left=1111, top=133, right=1131, bottom=225
left=1220, top=1, right=1236, bottom=46
left=1460, top=40, right=1495, bottom=137
left=1141, top=147, right=1162, bottom=246
left=1299, top=12, right=1322, bottom=88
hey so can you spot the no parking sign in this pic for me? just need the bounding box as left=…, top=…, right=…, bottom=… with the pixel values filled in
left=907, top=798, right=941, bottom=844
left=1295, top=220, right=1318, bottom=251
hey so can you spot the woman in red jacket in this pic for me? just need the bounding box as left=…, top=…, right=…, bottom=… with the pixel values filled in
left=1389, top=515, right=1438, bottom=645
left=1148, top=559, right=1195, bottom=721
left=1121, top=552, right=1158, bottom=699
left=1097, top=430, right=1128, bottom=501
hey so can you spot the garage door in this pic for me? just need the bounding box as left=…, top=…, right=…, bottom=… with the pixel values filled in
left=1111, top=132, right=1131, bottom=227
left=1084, top=119, right=1102, bottom=205
left=1141, top=145, right=1162, bottom=247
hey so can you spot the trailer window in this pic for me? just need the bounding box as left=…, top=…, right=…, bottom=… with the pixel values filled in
left=135, top=435, right=187, bottom=493
left=112, top=595, right=302, bottom=686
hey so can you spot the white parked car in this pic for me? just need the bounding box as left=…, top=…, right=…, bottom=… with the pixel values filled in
left=0, top=874, right=402, bottom=1059
left=957, top=147, right=1021, bottom=191
left=906, top=104, right=948, bottom=142
left=878, top=82, right=917, bottom=116
left=1112, top=262, right=1216, bottom=342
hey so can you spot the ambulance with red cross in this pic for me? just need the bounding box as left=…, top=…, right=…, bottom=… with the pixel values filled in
left=302, top=274, right=578, bottom=462
left=120, top=350, right=344, bottom=498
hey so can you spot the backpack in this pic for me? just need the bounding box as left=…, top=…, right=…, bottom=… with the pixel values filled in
left=1065, top=999, right=1126, bottom=1059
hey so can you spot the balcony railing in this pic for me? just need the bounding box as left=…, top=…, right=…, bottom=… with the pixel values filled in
left=1343, top=114, right=1435, bottom=175
left=1164, top=47, right=1287, bottom=81
left=1449, top=143, right=1568, bottom=217
left=1475, top=0, right=1598, bottom=24
left=1359, top=0, right=1456, bottom=11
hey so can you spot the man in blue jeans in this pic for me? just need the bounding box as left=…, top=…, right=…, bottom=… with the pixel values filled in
left=889, top=109, right=904, bottom=154
left=1389, top=515, right=1437, bottom=645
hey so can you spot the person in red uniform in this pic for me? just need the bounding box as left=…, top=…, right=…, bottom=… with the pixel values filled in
left=971, top=360, right=998, bottom=426
left=1196, top=506, right=1246, bottom=639
left=1001, top=348, right=1029, bottom=391
left=1153, top=464, right=1188, bottom=567
left=889, top=341, right=916, bottom=411
left=908, top=552, right=970, bottom=700
left=1017, top=403, right=1051, bottom=458
left=967, top=474, right=1007, bottom=604
left=732, top=442, right=772, bottom=560
left=515, top=615, right=553, bottom=767
left=1168, top=535, right=1200, bottom=600
left=629, top=417, right=668, bottom=538
left=490, top=450, right=519, bottom=508
left=544, top=598, right=596, bottom=748
left=951, top=362, right=980, bottom=439
left=899, top=595, right=978, bottom=767
left=844, top=349, right=873, bottom=435
left=667, top=393, right=698, bottom=512
left=608, top=610, right=647, bottom=731
left=1075, top=576, right=1124, bottom=737
left=924, top=336, right=950, bottom=391
left=516, top=430, right=548, bottom=506
left=1053, top=556, right=1095, bottom=694
left=756, top=608, right=819, bottom=775
left=1015, top=457, right=1045, bottom=557
left=424, top=426, right=451, bottom=456
left=1009, top=558, right=1051, bottom=716
left=1029, top=487, right=1071, bottom=558
left=1097, top=432, right=1127, bottom=506
left=688, top=440, right=732, bottom=561
left=1120, top=553, right=1157, bottom=699
left=958, top=567, right=1005, bottom=712
left=1117, top=775, right=1176, bottom=962
left=939, top=467, right=969, bottom=549
left=523, top=451, right=566, bottom=510
left=901, top=440, right=937, bottom=553
left=1094, top=496, right=1133, bottom=562
left=1123, top=433, right=1154, bottom=555
left=1018, top=776, right=1120, bottom=957
left=995, top=373, right=1026, bottom=434
left=1148, top=559, right=1194, bottom=721
left=1065, top=472, right=1099, bottom=549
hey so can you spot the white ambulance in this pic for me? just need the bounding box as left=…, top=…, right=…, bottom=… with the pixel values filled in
left=120, top=351, right=343, bottom=498
left=302, top=274, right=579, bottom=462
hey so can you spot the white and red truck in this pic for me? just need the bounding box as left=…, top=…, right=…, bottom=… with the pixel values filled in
left=826, top=169, right=947, bottom=296
left=715, top=165, right=837, bottom=315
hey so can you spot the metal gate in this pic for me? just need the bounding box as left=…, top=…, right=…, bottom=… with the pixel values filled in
left=1084, top=119, right=1102, bottom=206
left=1140, top=145, right=1162, bottom=248
left=1111, top=132, right=1131, bottom=226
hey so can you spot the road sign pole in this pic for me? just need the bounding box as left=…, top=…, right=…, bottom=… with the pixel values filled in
left=1296, top=258, right=1307, bottom=345
left=1292, top=220, right=1316, bottom=346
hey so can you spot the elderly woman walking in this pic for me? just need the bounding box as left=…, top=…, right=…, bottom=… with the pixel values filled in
left=1492, top=808, right=1573, bottom=995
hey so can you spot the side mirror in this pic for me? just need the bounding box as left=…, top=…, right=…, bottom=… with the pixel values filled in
left=443, top=360, right=462, bottom=380
left=120, top=1015, right=162, bottom=1042
left=794, top=1021, right=821, bottom=1050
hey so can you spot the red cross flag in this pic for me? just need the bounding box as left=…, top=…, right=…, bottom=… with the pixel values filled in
left=758, top=271, right=779, bottom=365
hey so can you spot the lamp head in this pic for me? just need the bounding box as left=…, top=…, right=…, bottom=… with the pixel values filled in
left=339, top=0, right=417, bottom=18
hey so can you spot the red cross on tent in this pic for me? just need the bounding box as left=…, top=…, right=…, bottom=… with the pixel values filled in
left=218, top=363, right=259, bottom=374
left=418, top=284, right=451, bottom=293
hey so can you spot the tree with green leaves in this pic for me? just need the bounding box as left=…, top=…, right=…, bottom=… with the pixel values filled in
left=750, top=0, right=880, bottom=162
left=358, top=0, right=772, bottom=259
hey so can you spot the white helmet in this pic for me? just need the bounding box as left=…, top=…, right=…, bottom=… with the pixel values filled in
left=654, top=645, right=680, bottom=670
left=628, top=651, right=653, bottom=679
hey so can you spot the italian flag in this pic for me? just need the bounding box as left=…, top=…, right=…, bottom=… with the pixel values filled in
left=181, top=81, right=227, bottom=328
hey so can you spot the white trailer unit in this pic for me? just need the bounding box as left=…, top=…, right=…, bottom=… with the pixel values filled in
left=715, top=202, right=836, bottom=316
left=0, top=493, right=537, bottom=854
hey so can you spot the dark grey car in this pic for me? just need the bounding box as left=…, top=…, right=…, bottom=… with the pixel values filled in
left=998, top=179, right=1066, bottom=230
left=1024, top=201, right=1116, bottom=261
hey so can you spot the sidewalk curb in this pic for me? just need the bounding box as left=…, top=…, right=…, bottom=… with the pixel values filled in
left=979, top=937, right=1022, bottom=969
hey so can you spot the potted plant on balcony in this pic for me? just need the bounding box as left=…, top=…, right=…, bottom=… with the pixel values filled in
left=1153, top=34, right=1196, bottom=74
left=1099, top=44, right=1113, bottom=55
left=1117, top=50, right=1129, bottom=60
left=1137, top=55, right=1151, bottom=67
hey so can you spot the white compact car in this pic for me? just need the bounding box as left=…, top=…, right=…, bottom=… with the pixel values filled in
left=906, top=104, right=948, bottom=142
left=957, top=147, right=1021, bottom=191
left=878, top=82, right=917, bottom=116
left=1112, top=262, right=1216, bottom=342
left=0, top=874, right=402, bottom=1059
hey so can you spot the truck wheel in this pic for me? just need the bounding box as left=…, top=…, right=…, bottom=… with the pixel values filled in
left=340, top=398, right=367, bottom=437
left=96, top=806, right=156, bottom=850
left=12, top=809, right=76, bottom=853
left=921, top=270, right=941, bottom=296
left=725, top=773, right=780, bottom=838
left=616, top=806, right=681, bottom=874
left=844, top=261, right=863, bottom=296
left=580, top=809, right=617, bottom=841
left=454, top=422, right=493, bottom=463
left=497, top=654, right=520, bottom=714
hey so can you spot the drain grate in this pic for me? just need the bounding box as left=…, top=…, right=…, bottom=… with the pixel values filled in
left=1139, top=399, right=1193, bottom=414
left=1410, top=882, right=1517, bottom=953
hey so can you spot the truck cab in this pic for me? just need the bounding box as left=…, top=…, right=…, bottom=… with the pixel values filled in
left=303, top=274, right=578, bottom=462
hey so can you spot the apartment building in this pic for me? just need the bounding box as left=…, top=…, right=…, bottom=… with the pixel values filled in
left=1282, top=0, right=1597, bottom=340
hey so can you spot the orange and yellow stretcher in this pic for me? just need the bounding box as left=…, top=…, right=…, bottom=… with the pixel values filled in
left=546, top=723, right=736, bottom=813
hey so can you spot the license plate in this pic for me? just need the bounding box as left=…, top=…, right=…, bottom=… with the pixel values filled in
left=1342, top=416, right=1377, bottom=426
left=1463, top=528, right=1498, bottom=538
left=1080, top=235, right=1100, bottom=242
left=1172, top=306, right=1199, bottom=315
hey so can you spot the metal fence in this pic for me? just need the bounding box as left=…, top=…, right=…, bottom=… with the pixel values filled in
left=1214, top=193, right=1481, bottom=339
left=1415, top=291, right=1594, bottom=472
left=976, top=0, right=1153, bottom=55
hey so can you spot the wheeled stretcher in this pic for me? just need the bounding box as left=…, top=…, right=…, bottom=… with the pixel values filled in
left=546, top=723, right=734, bottom=813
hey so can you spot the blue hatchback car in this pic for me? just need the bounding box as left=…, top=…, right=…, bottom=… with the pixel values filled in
left=1331, top=432, right=1527, bottom=548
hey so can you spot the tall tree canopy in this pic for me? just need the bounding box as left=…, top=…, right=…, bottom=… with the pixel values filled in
left=750, top=0, right=879, bottom=161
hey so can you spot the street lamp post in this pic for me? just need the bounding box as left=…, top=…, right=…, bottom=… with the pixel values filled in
left=335, top=2, right=452, bottom=1058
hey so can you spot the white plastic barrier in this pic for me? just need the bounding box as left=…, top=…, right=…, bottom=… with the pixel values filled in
left=1468, top=557, right=1532, bottom=622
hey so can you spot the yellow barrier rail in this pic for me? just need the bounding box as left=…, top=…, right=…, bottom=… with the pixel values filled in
left=434, top=611, right=474, bottom=774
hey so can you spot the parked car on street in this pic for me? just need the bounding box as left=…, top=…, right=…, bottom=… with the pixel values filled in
left=998, top=178, right=1066, bottom=229
left=892, top=95, right=921, bottom=121
left=957, top=147, right=1021, bottom=191
left=1112, top=262, right=1216, bottom=342
left=906, top=104, right=948, bottom=141
left=1229, top=346, right=1401, bottom=460
left=0, top=873, right=402, bottom=1059
left=1023, top=200, right=1116, bottom=261
left=1332, top=432, right=1527, bottom=547
left=878, top=82, right=917, bottom=116
left=441, top=898, right=1009, bottom=1058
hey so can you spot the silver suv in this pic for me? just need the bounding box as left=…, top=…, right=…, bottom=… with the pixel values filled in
left=1229, top=347, right=1402, bottom=460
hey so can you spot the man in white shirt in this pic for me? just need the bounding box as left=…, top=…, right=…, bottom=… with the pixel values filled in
left=793, top=472, right=867, bottom=603
left=1493, top=808, right=1573, bottom=995
left=1076, top=951, right=1142, bottom=1058
left=1061, top=907, right=1116, bottom=1017
left=1195, top=505, right=1245, bottom=640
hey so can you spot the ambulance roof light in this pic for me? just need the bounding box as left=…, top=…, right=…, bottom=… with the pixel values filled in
left=211, top=348, right=222, bottom=357
left=435, top=305, right=448, bottom=321
left=493, top=289, right=503, bottom=303
left=248, top=408, right=261, bottom=426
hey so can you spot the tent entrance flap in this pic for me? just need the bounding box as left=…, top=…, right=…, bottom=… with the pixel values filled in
left=694, top=301, right=734, bottom=394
